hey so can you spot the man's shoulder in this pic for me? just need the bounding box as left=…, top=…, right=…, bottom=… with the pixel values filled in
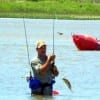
left=31, top=57, right=40, bottom=64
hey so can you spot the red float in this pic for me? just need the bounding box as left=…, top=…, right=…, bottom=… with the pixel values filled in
left=52, top=90, right=60, bottom=96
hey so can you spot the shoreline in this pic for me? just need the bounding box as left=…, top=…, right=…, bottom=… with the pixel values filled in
left=0, top=12, right=100, bottom=20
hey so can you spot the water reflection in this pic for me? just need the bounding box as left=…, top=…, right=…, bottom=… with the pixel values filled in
left=31, top=95, right=53, bottom=100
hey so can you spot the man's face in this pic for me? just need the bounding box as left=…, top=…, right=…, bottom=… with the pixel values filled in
left=37, top=45, right=46, bottom=57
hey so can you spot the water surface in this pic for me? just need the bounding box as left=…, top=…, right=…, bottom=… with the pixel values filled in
left=0, top=18, right=100, bottom=100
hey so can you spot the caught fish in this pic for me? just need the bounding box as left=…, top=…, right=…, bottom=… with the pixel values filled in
left=62, top=77, right=72, bottom=92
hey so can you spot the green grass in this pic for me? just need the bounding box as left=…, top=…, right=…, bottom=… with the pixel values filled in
left=0, top=0, right=100, bottom=19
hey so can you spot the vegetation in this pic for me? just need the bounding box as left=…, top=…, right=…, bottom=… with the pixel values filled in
left=0, top=0, right=100, bottom=19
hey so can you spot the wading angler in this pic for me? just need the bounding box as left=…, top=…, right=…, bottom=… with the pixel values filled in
left=29, top=40, right=59, bottom=95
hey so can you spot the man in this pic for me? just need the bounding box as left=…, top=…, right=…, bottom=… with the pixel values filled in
left=30, top=40, right=59, bottom=95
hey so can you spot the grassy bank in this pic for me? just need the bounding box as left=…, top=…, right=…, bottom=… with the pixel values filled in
left=0, top=0, right=100, bottom=19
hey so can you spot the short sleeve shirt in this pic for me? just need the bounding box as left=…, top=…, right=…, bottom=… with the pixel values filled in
left=31, top=56, right=54, bottom=84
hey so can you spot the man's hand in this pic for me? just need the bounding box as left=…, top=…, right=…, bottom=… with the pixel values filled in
left=48, top=53, right=55, bottom=62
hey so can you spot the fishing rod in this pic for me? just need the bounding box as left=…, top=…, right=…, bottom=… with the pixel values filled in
left=23, top=18, right=32, bottom=77
left=52, top=18, right=55, bottom=54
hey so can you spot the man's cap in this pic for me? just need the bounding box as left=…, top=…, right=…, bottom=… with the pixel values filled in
left=36, top=40, right=46, bottom=48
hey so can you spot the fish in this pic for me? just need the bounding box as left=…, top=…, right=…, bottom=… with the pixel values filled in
left=57, top=32, right=63, bottom=35
left=62, top=77, right=72, bottom=92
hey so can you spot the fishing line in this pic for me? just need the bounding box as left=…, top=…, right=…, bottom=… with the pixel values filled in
left=52, top=15, right=72, bottom=92
left=52, top=18, right=55, bottom=54
left=23, top=18, right=30, bottom=66
left=23, top=18, right=32, bottom=77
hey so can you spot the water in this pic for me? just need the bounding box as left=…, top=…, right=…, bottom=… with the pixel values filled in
left=0, top=18, right=100, bottom=100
